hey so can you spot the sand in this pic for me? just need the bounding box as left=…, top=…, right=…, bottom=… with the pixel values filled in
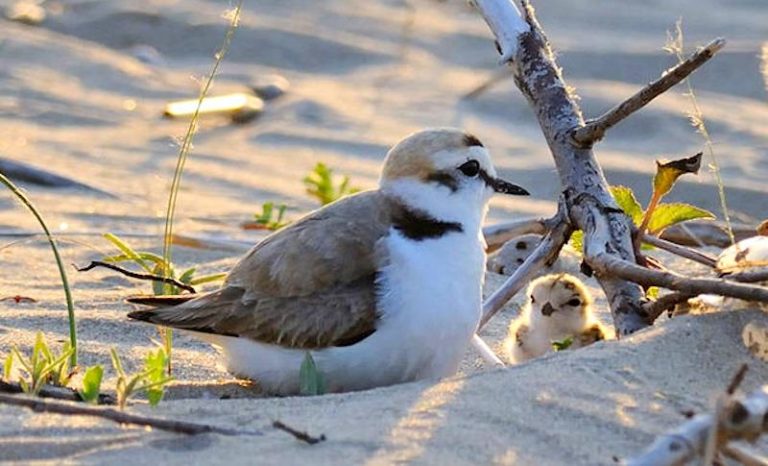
left=0, top=0, right=766, bottom=463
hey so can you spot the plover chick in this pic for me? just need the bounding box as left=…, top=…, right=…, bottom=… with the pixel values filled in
left=487, top=234, right=581, bottom=277
left=127, top=128, right=529, bottom=395
left=503, top=273, right=607, bottom=364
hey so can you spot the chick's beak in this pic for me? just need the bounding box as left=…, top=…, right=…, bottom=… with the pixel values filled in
left=541, top=302, right=556, bottom=316
left=479, top=170, right=529, bottom=195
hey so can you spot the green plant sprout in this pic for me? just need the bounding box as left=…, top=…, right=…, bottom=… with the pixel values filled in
left=253, top=202, right=290, bottom=230
left=570, top=153, right=714, bottom=252
left=551, top=337, right=574, bottom=352
left=102, top=233, right=225, bottom=296
left=299, top=352, right=325, bottom=396
left=303, top=162, right=360, bottom=206
left=5, top=332, right=75, bottom=395
left=110, top=347, right=173, bottom=409
left=78, top=365, right=104, bottom=404
left=665, top=19, right=734, bottom=245
left=0, top=172, right=77, bottom=365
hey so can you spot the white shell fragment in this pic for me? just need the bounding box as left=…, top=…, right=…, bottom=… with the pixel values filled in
left=716, top=236, right=768, bottom=273
left=163, top=93, right=264, bottom=124
left=742, top=321, right=768, bottom=362
left=487, top=234, right=581, bottom=277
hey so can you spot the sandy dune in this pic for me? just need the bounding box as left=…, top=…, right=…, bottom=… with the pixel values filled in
left=0, top=0, right=766, bottom=463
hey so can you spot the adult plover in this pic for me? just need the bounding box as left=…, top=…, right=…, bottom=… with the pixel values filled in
left=128, top=128, right=528, bottom=394
left=503, top=273, right=607, bottom=364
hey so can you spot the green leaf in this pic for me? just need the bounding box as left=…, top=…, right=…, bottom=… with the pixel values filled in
left=647, top=203, right=715, bottom=235
left=178, top=267, right=196, bottom=285
left=299, top=352, right=325, bottom=396
left=652, top=152, right=703, bottom=198
left=552, top=337, right=574, bottom=351
left=110, top=348, right=125, bottom=378
left=609, top=186, right=644, bottom=225
left=3, top=352, right=13, bottom=381
left=151, top=263, right=176, bottom=296
left=103, top=233, right=151, bottom=272
left=189, top=272, right=227, bottom=286
left=569, top=230, right=584, bottom=255
left=144, top=348, right=171, bottom=406
left=79, top=365, right=103, bottom=404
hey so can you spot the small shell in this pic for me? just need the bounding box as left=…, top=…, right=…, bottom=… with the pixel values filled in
left=716, top=236, right=768, bottom=273
left=487, top=234, right=581, bottom=276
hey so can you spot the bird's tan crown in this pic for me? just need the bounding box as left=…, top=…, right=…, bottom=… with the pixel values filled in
left=531, top=273, right=592, bottom=305
left=380, top=128, right=485, bottom=182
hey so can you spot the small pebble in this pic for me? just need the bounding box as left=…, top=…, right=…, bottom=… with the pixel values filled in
left=250, top=74, right=289, bottom=100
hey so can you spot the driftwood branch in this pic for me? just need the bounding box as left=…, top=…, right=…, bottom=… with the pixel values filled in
left=75, top=261, right=197, bottom=294
left=571, top=38, right=725, bottom=146
left=0, top=392, right=261, bottom=436
left=0, top=380, right=115, bottom=404
left=472, top=0, right=669, bottom=335
left=641, top=234, right=717, bottom=268
left=591, top=253, right=768, bottom=304
left=627, top=367, right=768, bottom=466
left=644, top=292, right=693, bottom=322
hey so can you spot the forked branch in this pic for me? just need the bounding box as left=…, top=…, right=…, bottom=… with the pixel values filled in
left=571, top=38, right=725, bottom=146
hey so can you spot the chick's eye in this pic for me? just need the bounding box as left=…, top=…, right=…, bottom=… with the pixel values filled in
left=567, top=298, right=582, bottom=307
left=458, top=160, right=480, bottom=177
left=530, top=295, right=536, bottom=304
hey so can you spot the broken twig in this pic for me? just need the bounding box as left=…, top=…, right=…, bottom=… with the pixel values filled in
left=272, top=420, right=326, bottom=445
left=74, top=261, right=196, bottom=294
left=641, top=234, right=717, bottom=268
left=570, top=38, right=725, bottom=146
left=0, top=392, right=261, bottom=436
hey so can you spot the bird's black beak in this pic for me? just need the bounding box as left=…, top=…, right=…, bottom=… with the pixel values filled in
left=541, top=302, right=556, bottom=316
left=479, top=170, right=529, bottom=195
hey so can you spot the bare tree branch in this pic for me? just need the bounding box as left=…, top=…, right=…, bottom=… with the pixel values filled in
left=641, top=234, right=717, bottom=268
left=644, top=292, right=694, bottom=322
left=472, top=0, right=654, bottom=335
left=0, top=392, right=262, bottom=436
left=571, top=38, right=725, bottom=146
left=627, top=369, right=768, bottom=466
left=590, top=253, right=768, bottom=304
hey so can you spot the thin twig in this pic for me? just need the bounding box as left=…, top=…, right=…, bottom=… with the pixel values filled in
left=479, top=204, right=571, bottom=329
left=726, top=363, right=748, bottom=395
left=0, top=392, right=261, bottom=436
left=272, top=420, right=326, bottom=445
left=74, top=261, right=196, bottom=294
left=642, top=234, right=717, bottom=268
left=590, top=253, right=768, bottom=306
left=645, top=292, right=695, bottom=322
left=0, top=380, right=115, bottom=404
left=571, top=38, right=726, bottom=146
left=727, top=268, right=768, bottom=284
left=721, top=444, right=768, bottom=466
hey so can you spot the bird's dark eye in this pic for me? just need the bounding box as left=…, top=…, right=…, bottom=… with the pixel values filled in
left=458, top=160, right=480, bottom=177
left=567, top=298, right=582, bottom=307
left=530, top=295, right=536, bottom=303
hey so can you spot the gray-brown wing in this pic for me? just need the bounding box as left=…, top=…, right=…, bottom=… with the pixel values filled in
left=128, top=275, right=379, bottom=349
left=225, top=190, right=392, bottom=298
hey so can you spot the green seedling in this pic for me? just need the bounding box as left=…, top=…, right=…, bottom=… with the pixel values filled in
left=252, top=202, right=290, bottom=230
left=299, top=352, right=325, bottom=396
left=110, top=347, right=173, bottom=409
left=303, top=162, right=360, bottom=206
left=552, top=337, right=574, bottom=352
left=102, top=233, right=225, bottom=296
left=570, top=153, right=714, bottom=253
left=0, top=172, right=77, bottom=365
left=6, top=332, right=75, bottom=395
left=78, top=365, right=104, bottom=404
